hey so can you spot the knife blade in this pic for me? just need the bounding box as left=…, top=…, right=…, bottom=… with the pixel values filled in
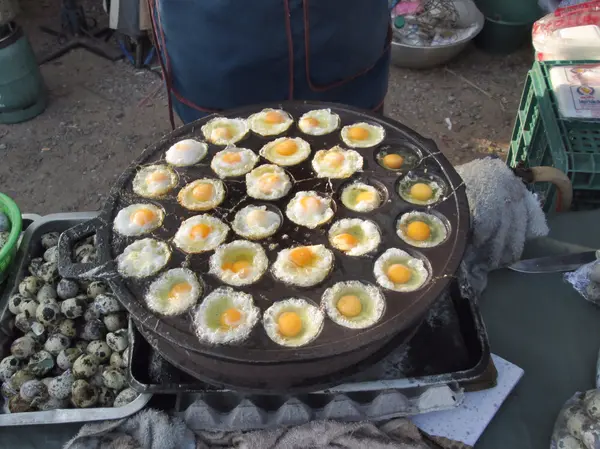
left=508, top=251, right=599, bottom=273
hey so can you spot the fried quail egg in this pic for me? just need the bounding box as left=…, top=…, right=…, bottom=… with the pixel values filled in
left=376, top=147, right=420, bottom=171
left=173, top=215, right=229, bottom=254
left=246, top=164, right=292, bottom=200
left=397, top=211, right=448, bottom=248
left=232, top=205, right=281, bottom=240
left=132, top=165, right=178, bottom=198
left=340, top=182, right=382, bottom=212
left=113, top=204, right=164, bottom=236
left=116, top=238, right=171, bottom=278
left=211, top=147, right=258, bottom=178
left=398, top=177, right=445, bottom=205
left=340, top=122, right=385, bottom=148
left=165, top=139, right=208, bottom=166
left=145, top=268, right=202, bottom=316
left=263, top=299, right=324, bottom=347
left=322, top=281, right=385, bottom=329
left=248, top=109, right=293, bottom=136
left=272, top=245, right=333, bottom=287
left=297, top=109, right=340, bottom=136
left=328, top=219, right=380, bottom=256
left=259, top=137, right=311, bottom=167
left=201, top=117, right=248, bottom=145
left=286, top=191, right=334, bottom=229
left=374, top=248, right=429, bottom=292
left=178, top=178, right=226, bottom=211
left=193, top=287, right=259, bottom=344
left=209, top=240, right=268, bottom=286
left=312, top=146, right=363, bottom=179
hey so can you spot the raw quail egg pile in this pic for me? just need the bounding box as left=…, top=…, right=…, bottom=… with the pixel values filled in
left=0, top=232, right=136, bottom=413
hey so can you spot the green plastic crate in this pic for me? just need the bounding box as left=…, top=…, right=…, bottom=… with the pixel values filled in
left=507, top=60, right=600, bottom=213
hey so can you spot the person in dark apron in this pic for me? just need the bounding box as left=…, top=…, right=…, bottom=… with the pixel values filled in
left=149, top=0, right=391, bottom=126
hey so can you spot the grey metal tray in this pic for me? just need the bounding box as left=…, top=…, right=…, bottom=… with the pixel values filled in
left=0, top=212, right=151, bottom=426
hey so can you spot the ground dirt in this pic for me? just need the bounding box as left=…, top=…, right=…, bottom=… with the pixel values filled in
left=0, top=0, right=534, bottom=215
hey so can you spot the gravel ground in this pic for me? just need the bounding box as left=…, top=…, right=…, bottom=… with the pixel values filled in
left=0, top=0, right=533, bottom=215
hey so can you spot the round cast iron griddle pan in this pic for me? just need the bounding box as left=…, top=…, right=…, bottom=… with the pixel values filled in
left=58, top=101, right=469, bottom=367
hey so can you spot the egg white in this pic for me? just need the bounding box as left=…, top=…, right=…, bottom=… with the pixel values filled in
left=272, top=245, right=333, bottom=287
left=340, top=182, right=382, bottom=212
left=116, top=238, right=171, bottom=278
left=397, top=211, right=448, bottom=248
left=328, top=218, right=380, bottom=256
left=201, top=117, right=248, bottom=145
left=165, top=139, right=208, bottom=166
left=145, top=268, right=202, bottom=316
left=211, top=147, right=259, bottom=178
left=192, top=287, right=260, bottom=344
left=398, top=178, right=445, bottom=206
left=248, top=109, right=293, bottom=136
left=263, top=299, right=324, bottom=347
left=246, top=164, right=292, bottom=200
left=340, top=122, right=386, bottom=148
left=173, top=215, right=229, bottom=254
left=322, top=281, right=386, bottom=329
left=297, top=109, right=340, bottom=136
left=259, top=137, right=311, bottom=167
left=232, top=205, right=281, bottom=240
left=286, top=191, right=334, bottom=229
left=132, top=165, right=178, bottom=198
left=373, top=248, right=429, bottom=292
left=209, top=240, right=269, bottom=286
left=178, top=178, right=226, bottom=211
left=312, top=146, right=363, bottom=179
left=113, top=204, right=164, bottom=236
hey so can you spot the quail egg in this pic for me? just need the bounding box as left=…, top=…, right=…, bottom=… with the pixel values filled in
left=56, top=278, right=79, bottom=299
left=73, top=354, right=99, bottom=379
left=178, top=179, right=226, bottom=213
left=27, top=322, right=47, bottom=342
left=27, top=350, right=55, bottom=377
left=14, top=313, right=33, bottom=333
left=11, top=336, right=36, bottom=359
left=110, top=352, right=127, bottom=369
left=48, top=372, right=74, bottom=400
left=97, top=386, right=115, bottom=407
left=80, top=319, right=107, bottom=341
left=231, top=205, right=281, bottom=240
left=114, top=388, right=138, bottom=407
left=36, top=284, right=57, bottom=303
left=74, top=340, right=89, bottom=353
left=9, top=395, right=33, bottom=413
left=209, top=240, right=268, bottom=286
left=173, top=215, right=229, bottom=254
left=397, top=211, right=448, bottom=248
left=87, top=281, right=107, bottom=299
left=106, top=330, right=129, bottom=353
left=211, top=147, right=259, bottom=178
left=340, top=122, right=385, bottom=148
left=259, top=137, right=311, bottom=166
left=145, top=268, right=201, bottom=316
left=44, top=333, right=71, bottom=356
left=10, top=370, right=35, bottom=390
left=263, top=299, right=324, bottom=347
left=165, top=138, right=208, bottom=166
left=92, top=293, right=122, bottom=315
left=38, top=262, right=58, bottom=283
left=192, top=287, right=259, bottom=344
left=272, top=245, right=333, bottom=287
left=74, top=244, right=96, bottom=263
left=19, top=298, right=39, bottom=319
left=89, top=365, right=105, bottom=388
left=328, top=219, right=381, bottom=256
left=87, top=340, right=112, bottom=363
left=376, top=147, right=420, bottom=171
left=71, top=379, right=98, bottom=408
left=312, top=146, right=363, bottom=178
left=298, top=109, right=340, bottom=135
left=9, top=293, right=28, bottom=314
left=322, top=281, right=385, bottom=329
left=28, top=257, right=44, bottom=278
left=57, top=318, right=77, bottom=338
left=0, top=356, right=21, bottom=381
left=202, top=117, right=248, bottom=145
left=104, top=312, right=127, bottom=332
left=116, top=238, right=171, bottom=278
left=286, top=191, right=334, bottom=228
left=102, top=367, right=126, bottom=390
left=248, top=108, right=294, bottom=136
left=36, top=301, right=60, bottom=326
left=84, top=306, right=101, bottom=322
left=246, top=164, right=292, bottom=200
left=38, top=397, right=69, bottom=411
left=113, top=203, right=164, bottom=237
left=19, top=276, right=44, bottom=297
left=398, top=176, right=445, bottom=206
left=43, top=246, right=58, bottom=263
left=57, top=347, right=83, bottom=370
left=374, top=248, right=429, bottom=292
left=20, top=379, right=48, bottom=404
left=132, top=165, right=178, bottom=198
left=41, top=232, right=60, bottom=249
left=60, top=297, right=86, bottom=319
left=2, top=380, right=17, bottom=398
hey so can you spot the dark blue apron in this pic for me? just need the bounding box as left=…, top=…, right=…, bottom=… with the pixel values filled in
left=150, top=0, right=391, bottom=124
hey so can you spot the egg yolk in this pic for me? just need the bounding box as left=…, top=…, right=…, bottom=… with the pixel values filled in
left=300, top=196, right=322, bottom=214
left=175, top=142, right=191, bottom=151
left=410, top=183, right=433, bottom=201
left=168, top=282, right=192, bottom=300
left=387, top=264, right=412, bottom=284
left=189, top=223, right=212, bottom=239
left=131, top=208, right=156, bottom=226
left=265, top=111, right=285, bottom=124
left=258, top=173, right=281, bottom=193
left=406, top=221, right=431, bottom=241
left=289, top=247, right=314, bottom=267
left=336, top=295, right=362, bottom=317
left=212, top=126, right=232, bottom=140
left=222, top=259, right=252, bottom=277
left=277, top=311, right=302, bottom=337
left=382, top=154, right=404, bottom=169
left=355, top=191, right=376, bottom=204
left=301, top=117, right=319, bottom=128
left=146, top=171, right=168, bottom=184
left=323, top=152, right=345, bottom=167
left=220, top=308, right=242, bottom=328
left=246, top=209, right=267, bottom=227
left=275, top=140, right=297, bottom=156
left=222, top=152, right=242, bottom=164
left=192, top=183, right=213, bottom=201
left=332, top=233, right=358, bottom=251
left=348, top=126, right=369, bottom=141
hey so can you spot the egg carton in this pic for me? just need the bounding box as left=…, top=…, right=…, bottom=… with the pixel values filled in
left=0, top=212, right=151, bottom=426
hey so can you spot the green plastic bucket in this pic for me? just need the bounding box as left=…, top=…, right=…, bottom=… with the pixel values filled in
left=474, top=18, right=533, bottom=54
left=0, top=193, right=22, bottom=284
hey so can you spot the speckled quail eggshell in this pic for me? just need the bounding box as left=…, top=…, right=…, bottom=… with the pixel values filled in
left=72, top=354, right=99, bottom=379
left=328, top=219, right=381, bottom=256
left=98, top=386, right=116, bottom=407
left=144, top=268, right=202, bottom=316
left=60, top=297, right=86, bottom=319
left=71, top=379, right=98, bottom=408
left=87, top=340, right=112, bottom=363
left=87, top=281, right=107, bottom=299
left=397, top=211, right=448, bottom=248
left=11, top=336, right=36, bottom=359
left=102, top=367, right=126, bottom=390
left=36, top=302, right=60, bottom=326
left=14, top=313, right=33, bottom=333
left=106, top=330, right=129, bottom=353
left=116, top=238, right=171, bottom=278
left=373, top=248, right=429, bottom=292
left=113, top=203, right=165, bottom=237
left=263, top=299, right=325, bottom=347
left=211, top=147, right=259, bottom=178
left=231, top=205, right=281, bottom=240
left=80, top=319, right=107, bottom=341
left=0, top=356, right=21, bottom=381
left=41, top=232, right=59, bottom=249
left=38, top=397, right=69, bottom=411
left=245, top=164, right=292, bottom=200
left=298, top=109, right=340, bottom=136
left=110, top=351, right=127, bottom=369
left=19, top=276, right=44, bottom=297
left=84, top=306, right=101, bottom=322
left=44, top=333, right=71, bottom=356
left=285, top=191, right=335, bottom=229
left=74, top=244, right=97, bottom=263
left=114, top=388, right=138, bottom=407
left=201, top=117, right=248, bottom=145
left=57, top=279, right=79, bottom=299
left=74, top=340, right=89, bottom=353
left=9, top=395, right=33, bottom=412
left=209, top=240, right=269, bottom=287
left=38, top=262, right=58, bottom=283
left=43, top=246, right=58, bottom=263
left=20, top=298, right=39, bottom=319
left=37, top=284, right=57, bottom=303
left=103, top=313, right=127, bottom=332
left=27, top=322, right=47, bottom=341
left=9, top=294, right=27, bottom=315
left=20, top=379, right=48, bottom=403
left=27, top=351, right=55, bottom=377
left=248, top=108, right=293, bottom=136
left=271, top=245, right=333, bottom=287
left=57, top=348, right=83, bottom=370
left=10, top=370, right=35, bottom=391
left=2, top=380, right=18, bottom=398
left=92, top=294, right=122, bottom=315
left=173, top=215, right=229, bottom=254
left=28, top=257, right=44, bottom=278
left=311, top=147, right=363, bottom=178
left=165, top=138, right=208, bottom=166
left=259, top=137, right=311, bottom=166
left=132, top=165, right=178, bottom=199
left=322, top=281, right=386, bottom=329
left=57, top=318, right=77, bottom=338
left=340, top=122, right=385, bottom=148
